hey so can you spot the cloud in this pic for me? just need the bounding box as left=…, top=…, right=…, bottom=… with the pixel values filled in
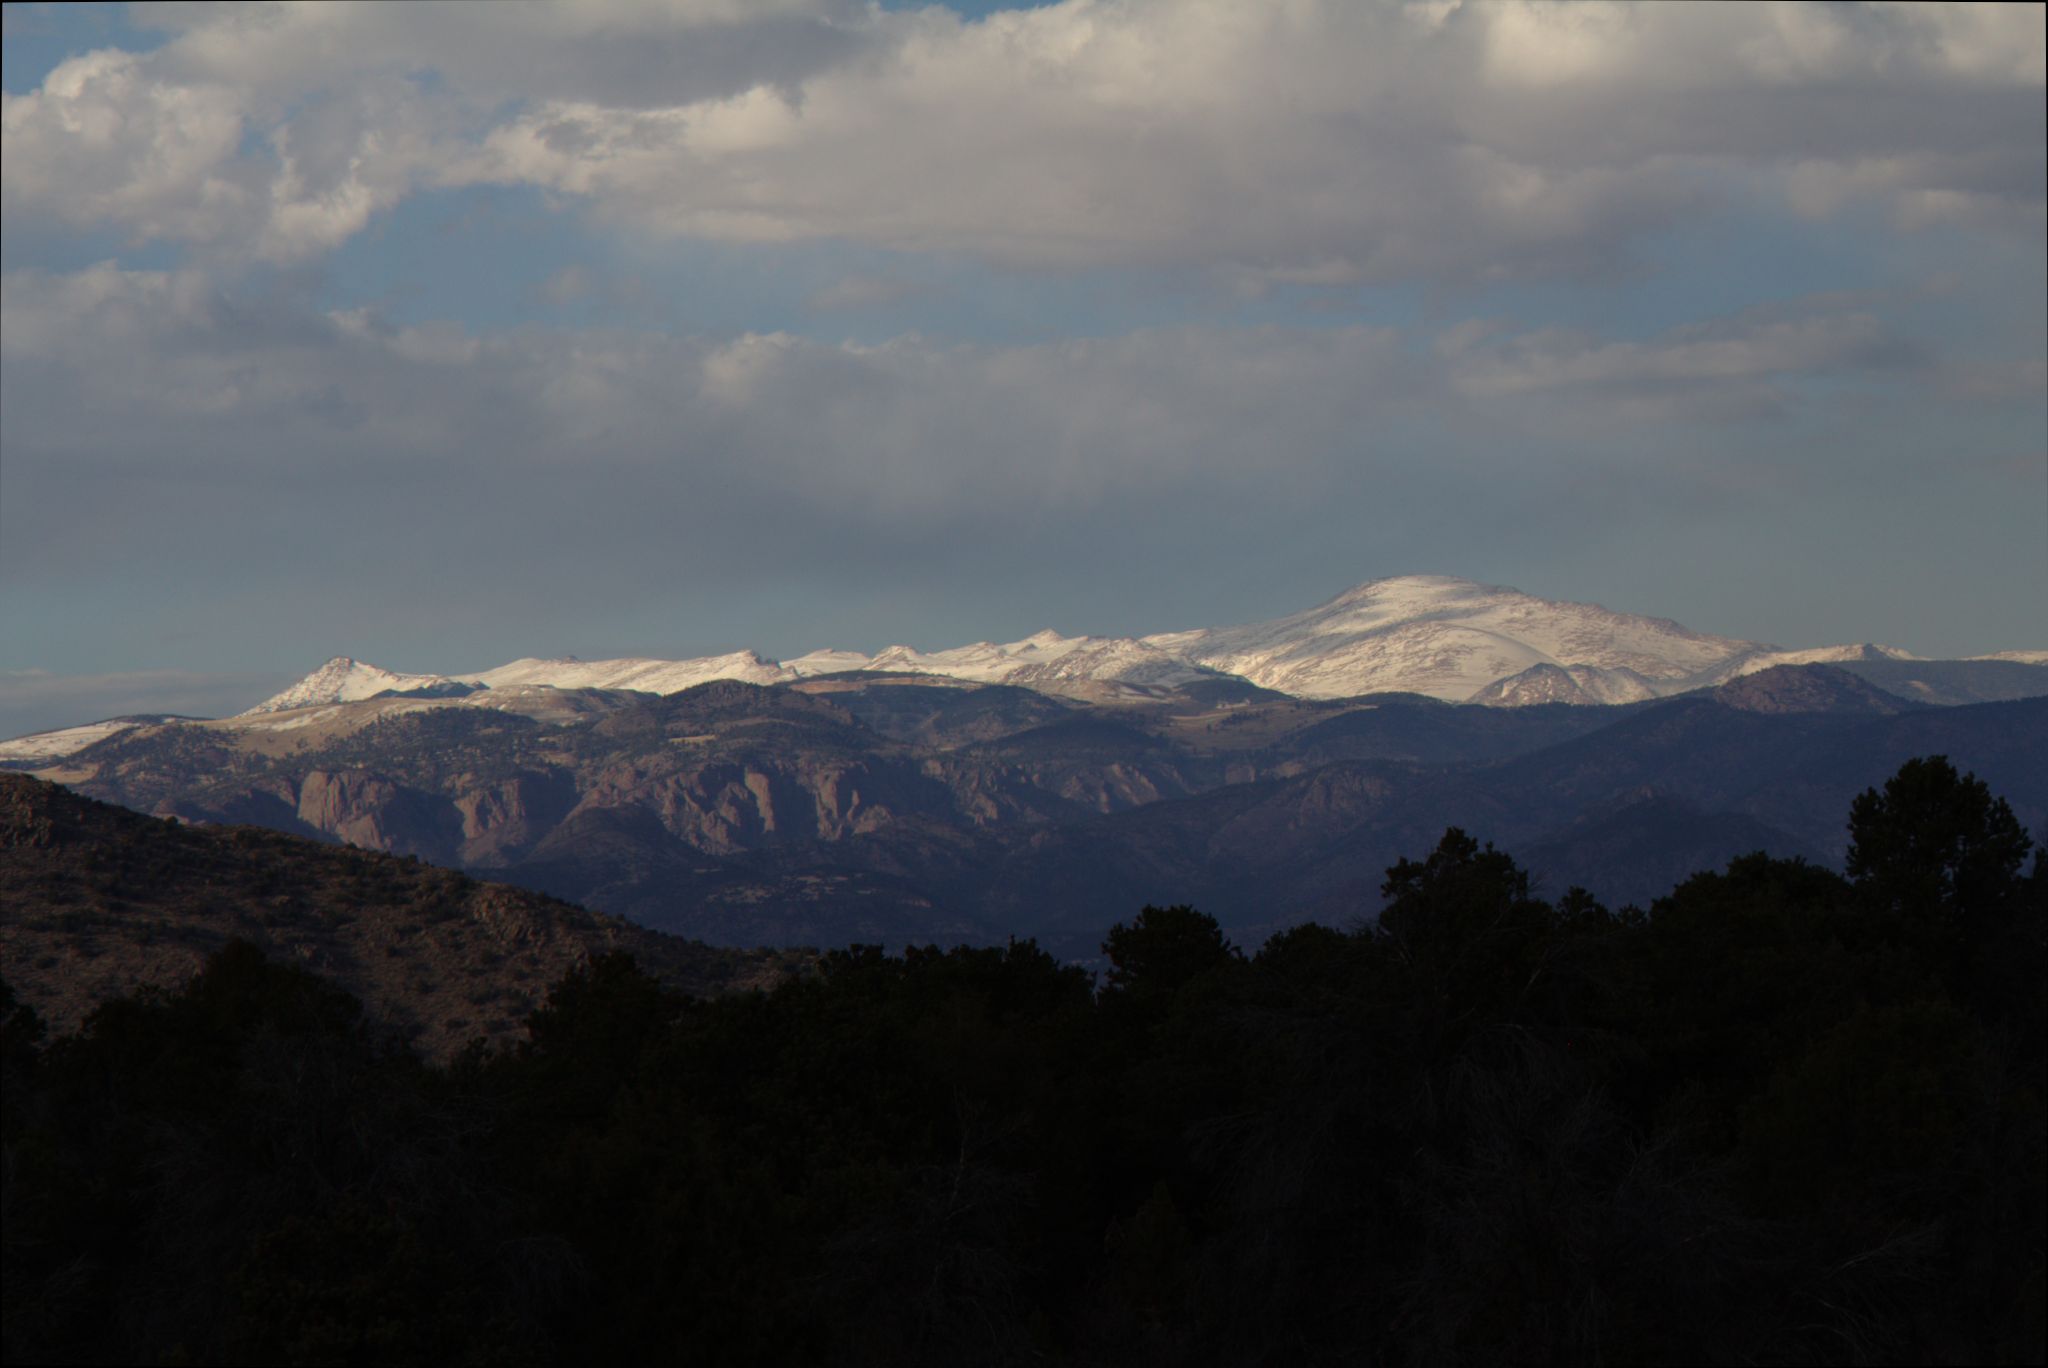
left=458, top=0, right=2047, bottom=280
left=4, top=1, right=2039, bottom=277
left=458, top=2, right=1713, bottom=279
left=805, top=274, right=933, bottom=312
left=0, top=667, right=286, bottom=736
left=1934, top=357, right=2048, bottom=403
left=1440, top=301, right=1927, bottom=423
left=0, top=261, right=1977, bottom=592
left=534, top=263, right=598, bottom=307
left=1, top=44, right=469, bottom=263
left=2, top=50, right=248, bottom=244
left=131, top=0, right=872, bottom=110
left=2, top=0, right=873, bottom=264
left=1, top=263, right=1417, bottom=520
left=0, top=263, right=1963, bottom=482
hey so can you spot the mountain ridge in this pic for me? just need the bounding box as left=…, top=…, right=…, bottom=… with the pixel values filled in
left=233, top=575, right=2013, bottom=719
left=13, top=661, right=2041, bottom=957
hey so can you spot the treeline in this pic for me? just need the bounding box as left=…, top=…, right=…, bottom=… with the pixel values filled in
left=3, top=757, right=2042, bottom=1366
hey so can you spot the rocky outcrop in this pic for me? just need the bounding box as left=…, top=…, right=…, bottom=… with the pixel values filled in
left=297, top=770, right=460, bottom=861
left=568, top=754, right=957, bottom=854
left=453, top=771, right=577, bottom=865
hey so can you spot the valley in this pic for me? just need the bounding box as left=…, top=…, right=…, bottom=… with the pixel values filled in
left=11, top=663, right=2042, bottom=957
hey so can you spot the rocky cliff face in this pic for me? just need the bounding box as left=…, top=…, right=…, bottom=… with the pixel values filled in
left=21, top=672, right=2046, bottom=957
left=297, top=769, right=445, bottom=855
left=453, top=771, right=578, bottom=863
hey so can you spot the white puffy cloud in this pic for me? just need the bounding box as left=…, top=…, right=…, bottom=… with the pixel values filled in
left=1, top=44, right=469, bottom=262
left=1, top=49, right=249, bottom=245
left=131, top=0, right=869, bottom=108
left=4, top=1, right=2039, bottom=276
left=3, top=0, right=871, bottom=262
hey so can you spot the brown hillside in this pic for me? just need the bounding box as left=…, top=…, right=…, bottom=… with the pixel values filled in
left=0, top=772, right=801, bottom=1060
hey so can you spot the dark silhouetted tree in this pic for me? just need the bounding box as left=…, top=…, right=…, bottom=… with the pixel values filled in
left=1847, top=755, right=2031, bottom=920
left=1101, top=904, right=1239, bottom=999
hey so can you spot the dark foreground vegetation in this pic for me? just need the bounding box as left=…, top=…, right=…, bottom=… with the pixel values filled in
left=3, top=758, right=2043, bottom=1366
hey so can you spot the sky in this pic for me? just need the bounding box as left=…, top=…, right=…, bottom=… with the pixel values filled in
left=1, top=0, right=2044, bottom=737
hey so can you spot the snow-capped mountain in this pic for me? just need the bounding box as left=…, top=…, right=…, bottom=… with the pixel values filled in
left=1143, top=575, right=1763, bottom=700
left=240, top=652, right=792, bottom=714
left=1466, top=663, right=1665, bottom=708
left=0, top=716, right=195, bottom=764
left=238, top=632, right=1227, bottom=715
left=796, top=631, right=1222, bottom=690
left=464, top=651, right=791, bottom=694
left=1721, top=643, right=1920, bottom=675
left=230, top=575, right=2030, bottom=718
left=246, top=657, right=455, bottom=713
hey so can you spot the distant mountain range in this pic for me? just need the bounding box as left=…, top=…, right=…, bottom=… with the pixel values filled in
left=6, top=579, right=2041, bottom=774
left=7, top=646, right=2042, bottom=957
left=227, top=574, right=2045, bottom=717
left=5, top=576, right=2040, bottom=957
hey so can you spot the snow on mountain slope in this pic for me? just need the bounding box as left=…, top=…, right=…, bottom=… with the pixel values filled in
left=0, top=717, right=176, bottom=764
left=783, top=648, right=877, bottom=676
left=229, top=682, right=650, bottom=737
left=239, top=652, right=798, bottom=717
left=460, top=651, right=790, bottom=694
left=862, top=640, right=1019, bottom=682
left=1717, top=643, right=1919, bottom=679
left=243, top=657, right=454, bottom=713
left=999, top=636, right=1223, bottom=689
left=845, top=631, right=1218, bottom=689
left=1466, top=663, right=1663, bottom=707
left=221, top=576, right=2042, bottom=724
left=1144, top=575, right=1760, bottom=700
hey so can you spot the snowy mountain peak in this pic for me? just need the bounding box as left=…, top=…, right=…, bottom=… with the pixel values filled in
left=1317, top=574, right=1504, bottom=612
left=1336, top=572, right=1482, bottom=596
left=1141, top=576, right=1757, bottom=701
left=461, top=650, right=788, bottom=695
left=227, top=577, right=2042, bottom=721
left=244, top=657, right=454, bottom=714
left=1466, top=663, right=1661, bottom=707
left=1718, top=643, right=1920, bottom=680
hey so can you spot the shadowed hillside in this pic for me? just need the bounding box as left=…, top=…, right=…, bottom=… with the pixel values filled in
left=0, top=773, right=800, bottom=1060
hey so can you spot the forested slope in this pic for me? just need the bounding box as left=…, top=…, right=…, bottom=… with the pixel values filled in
left=4, top=758, right=2042, bottom=1365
